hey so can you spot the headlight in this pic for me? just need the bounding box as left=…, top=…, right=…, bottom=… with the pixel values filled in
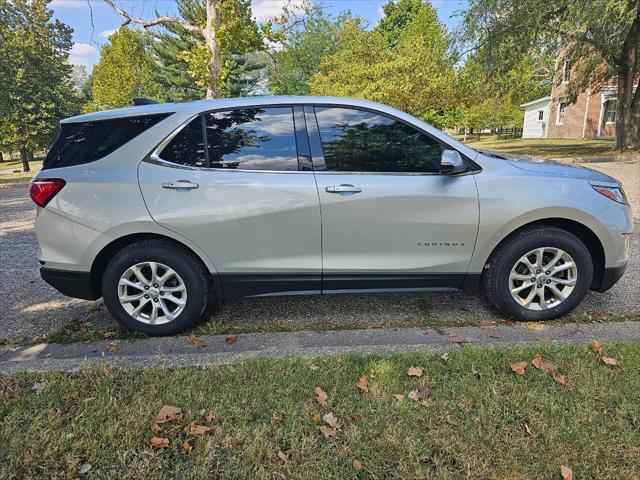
left=591, top=184, right=628, bottom=204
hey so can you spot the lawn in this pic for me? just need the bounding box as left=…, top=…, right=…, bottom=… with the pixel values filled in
left=458, top=136, right=619, bottom=159
left=1, top=342, right=638, bottom=479
left=0, top=158, right=43, bottom=184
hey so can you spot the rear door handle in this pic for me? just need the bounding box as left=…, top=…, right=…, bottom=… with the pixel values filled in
left=326, top=184, right=362, bottom=194
left=162, top=180, right=199, bottom=190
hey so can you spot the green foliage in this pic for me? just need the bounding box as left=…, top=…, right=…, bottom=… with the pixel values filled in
left=90, top=28, right=161, bottom=110
left=376, top=0, right=425, bottom=47
left=268, top=4, right=351, bottom=95
left=0, top=0, right=80, bottom=152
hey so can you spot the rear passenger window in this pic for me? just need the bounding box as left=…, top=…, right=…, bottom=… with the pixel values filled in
left=205, top=107, right=299, bottom=171
left=43, top=113, right=171, bottom=170
left=314, top=107, right=442, bottom=173
left=159, top=117, right=207, bottom=168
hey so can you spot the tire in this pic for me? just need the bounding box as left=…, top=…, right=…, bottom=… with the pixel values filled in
left=483, top=226, right=593, bottom=321
left=102, top=239, right=210, bottom=335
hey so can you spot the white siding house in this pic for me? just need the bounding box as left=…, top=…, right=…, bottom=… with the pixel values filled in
left=520, top=96, right=551, bottom=139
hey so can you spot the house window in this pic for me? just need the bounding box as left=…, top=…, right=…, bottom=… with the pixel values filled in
left=538, top=110, right=544, bottom=121
left=562, top=60, right=570, bottom=83
left=603, top=98, right=617, bottom=124
left=557, top=102, right=566, bottom=124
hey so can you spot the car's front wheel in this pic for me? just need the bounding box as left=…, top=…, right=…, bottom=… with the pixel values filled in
left=102, top=239, right=209, bottom=335
left=484, top=226, right=593, bottom=321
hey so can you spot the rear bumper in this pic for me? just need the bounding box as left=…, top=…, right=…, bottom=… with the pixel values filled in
left=592, top=263, right=627, bottom=293
left=40, top=267, right=101, bottom=300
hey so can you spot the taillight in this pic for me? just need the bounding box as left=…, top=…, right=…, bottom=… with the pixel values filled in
left=30, top=178, right=66, bottom=207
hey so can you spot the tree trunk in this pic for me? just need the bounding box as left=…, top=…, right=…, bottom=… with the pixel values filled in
left=614, top=4, right=639, bottom=151
left=203, top=0, right=221, bottom=99
left=19, top=148, right=30, bottom=173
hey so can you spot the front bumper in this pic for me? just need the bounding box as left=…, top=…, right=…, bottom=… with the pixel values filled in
left=591, top=263, right=627, bottom=293
left=40, top=267, right=101, bottom=300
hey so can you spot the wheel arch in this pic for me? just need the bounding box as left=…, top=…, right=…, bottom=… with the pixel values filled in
left=481, top=218, right=605, bottom=290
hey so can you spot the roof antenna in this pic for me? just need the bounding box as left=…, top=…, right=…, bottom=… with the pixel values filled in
left=133, top=98, right=158, bottom=106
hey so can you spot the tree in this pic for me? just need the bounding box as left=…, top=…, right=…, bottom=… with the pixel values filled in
left=310, top=1, right=455, bottom=127
left=90, top=28, right=160, bottom=110
left=268, top=3, right=350, bottom=95
left=104, top=0, right=262, bottom=99
left=462, top=0, right=640, bottom=151
left=0, top=0, right=80, bottom=172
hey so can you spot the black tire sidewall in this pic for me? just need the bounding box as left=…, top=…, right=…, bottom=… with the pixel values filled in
left=102, top=244, right=208, bottom=335
left=489, top=229, right=593, bottom=321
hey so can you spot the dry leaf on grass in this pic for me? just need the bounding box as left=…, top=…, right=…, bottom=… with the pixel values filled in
left=523, top=422, right=532, bottom=436
left=353, top=459, right=362, bottom=471
left=203, top=410, right=215, bottom=423
left=408, top=387, right=430, bottom=402
left=319, top=425, right=336, bottom=438
left=312, top=413, right=321, bottom=423
left=322, top=412, right=341, bottom=428
left=155, top=405, right=184, bottom=424
left=553, top=374, right=567, bottom=385
left=78, top=463, right=92, bottom=475
left=602, top=356, right=618, bottom=366
left=150, top=437, right=169, bottom=449
left=407, top=366, right=423, bottom=377
left=31, top=381, right=46, bottom=394
left=184, top=422, right=212, bottom=436
left=64, top=391, right=79, bottom=399
left=106, top=342, right=118, bottom=353
left=356, top=376, right=369, bottom=393
left=510, top=361, right=527, bottom=375
left=393, top=394, right=405, bottom=402
left=591, top=340, right=603, bottom=354
left=440, top=352, right=449, bottom=362
left=369, top=368, right=375, bottom=379
left=182, top=440, right=192, bottom=454
left=560, top=465, right=573, bottom=480
left=225, top=335, right=238, bottom=345
left=350, top=414, right=362, bottom=422
left=232, top=438, right=245, bottom=448
left=531, top=354, right=558, bottom=372
left=277, top=450, right=290, bottom=464
left=314, top=387, right=328, bottom=406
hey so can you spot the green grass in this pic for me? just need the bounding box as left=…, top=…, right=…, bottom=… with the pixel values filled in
left=458, top=137, right=620, bottom=159
left=0, top=158, right=43, bottom=184
left=1, top=343, right=638, bottom=479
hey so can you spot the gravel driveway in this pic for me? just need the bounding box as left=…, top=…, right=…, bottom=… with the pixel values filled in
left=1, top=160, right=638, bottom=341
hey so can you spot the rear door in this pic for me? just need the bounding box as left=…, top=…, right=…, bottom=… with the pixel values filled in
left=139, top=106, right=322, bottom=296
left=306, top=105, right=480, bottom=291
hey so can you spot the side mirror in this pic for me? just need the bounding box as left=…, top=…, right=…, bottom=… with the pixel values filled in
left=440, top=150, right=468, bottom=175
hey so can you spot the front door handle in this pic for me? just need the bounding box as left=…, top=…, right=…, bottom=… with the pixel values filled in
left=326, top=184, right=362, bottom=194
left=162, top=180, right=199, bottom=190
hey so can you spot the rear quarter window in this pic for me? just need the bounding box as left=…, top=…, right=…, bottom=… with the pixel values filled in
left=43, top=113, right=172, bottom=170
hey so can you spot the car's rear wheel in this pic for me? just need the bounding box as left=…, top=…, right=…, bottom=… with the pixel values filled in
left=102, top=239, right=209, bottom=335
left=484, top=226, right=593, bottom=321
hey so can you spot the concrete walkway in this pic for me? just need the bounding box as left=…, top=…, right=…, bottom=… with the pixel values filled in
left=2, top=321, right=639, bottom=373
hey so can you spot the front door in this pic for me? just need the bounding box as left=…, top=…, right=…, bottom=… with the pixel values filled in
left=139, top=106, right=322, bottom=296
left=307, top=106, right=479, bottom=291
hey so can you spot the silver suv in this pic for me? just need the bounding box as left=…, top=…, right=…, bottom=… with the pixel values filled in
left=31, top=96, right=633, bottom=335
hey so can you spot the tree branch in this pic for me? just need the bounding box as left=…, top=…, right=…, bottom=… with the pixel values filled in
left=103, top=0, right=201, bottom=35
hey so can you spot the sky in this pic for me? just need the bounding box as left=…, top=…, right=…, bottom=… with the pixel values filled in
left=50, top=0, right=466, bottom=71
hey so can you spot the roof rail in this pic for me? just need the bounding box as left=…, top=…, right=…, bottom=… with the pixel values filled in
left=132, top=97, right=158, bottom=106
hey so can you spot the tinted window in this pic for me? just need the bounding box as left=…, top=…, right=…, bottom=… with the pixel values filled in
left=160, top=117, right=206, bottom=168
left=314, top=107, right=443, bottom=173
left=205, top=107, right=298, bottom=171
left=44, top=113, right=171, bottom=170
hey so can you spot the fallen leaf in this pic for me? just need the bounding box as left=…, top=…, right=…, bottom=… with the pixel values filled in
left=407, top=366, right=423, bottom=377
left=560, top=465, right=573, bottom=480
left=187, top=334, right=198, bottom=344
left=369, top=368, right=375, bottom=379
left=78, top=463, right=92, bottom=475
left=314, top=387, right=328, bottom=406
left=151, top=423, right=162, bottom=433
left=489, top=331, right=503, bottom=338
left=182, top=440, right=192, bottom=454
left=106, top=342, right=118, bottom=353
left=522, top=322, right=545, bottom=331
left=350, top=414, right=362, bottom=422
left=408, top=387, right=430, bottom=402
left=531, top=354, right=558, bottom=372
left=319, top=425, right=336, bottom=438
left=602, top=356, right=618, bottom=366
left=323, top=412, right=340, bottom=428
left=194, top=339, right=206, bottom=348
left=353, top=459, right=362, bottom=471
left=356, top=376, right=369, bottom=393
left=393, top=394, right=405, bottom=402
left=102, top=331, right=116, bottom=339
left=203, top=410, right=215, bottom=423
left=150, top=437, right=169, bottom=449
left=510, top=361, right=527, bottom=375
left=225, top=335, right=238, bottom=345
left=440, top=352, right=449, bottom=362
left=553, top=374, right=567, bottom=385
left=184, top=422, right=212, bottom=436
left=591, top=340, right=603, bottom=354
left=312, top=412, right=321, bottom=423
left=232, top=438, right=245, bottom=448
left=64, top=391, right=79, bottom=399
left=523, top=422, right=532, bottom=436
left=155, top=405, right=184, bottom=424
left=277, top=450, right=290, bottom=464
left=309, top=363, right=320, bottom=371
